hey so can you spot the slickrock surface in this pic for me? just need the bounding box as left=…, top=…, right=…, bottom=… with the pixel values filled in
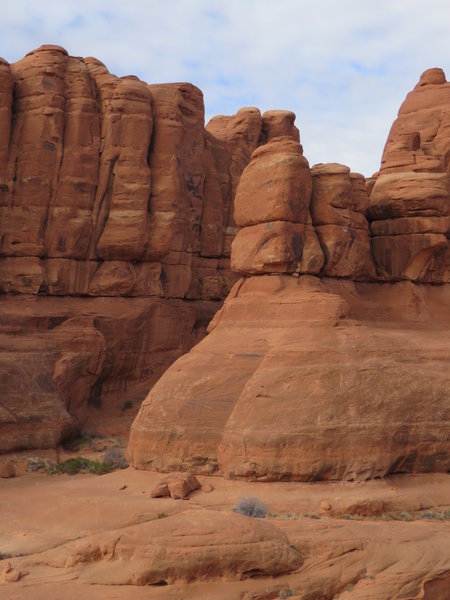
left=130, top=69, right=449, bottom=481
left=129, top=275, right=449, bottom=480
left=4, top=509, right=302, bottom=586
left=0, top=469, right=449, bottom=599
left=0, top=47, right=301, bottom=451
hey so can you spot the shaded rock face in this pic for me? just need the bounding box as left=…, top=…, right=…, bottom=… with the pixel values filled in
left=129, top=69, right=450, bottom=481
left=0, top=46, right=299, bottom=451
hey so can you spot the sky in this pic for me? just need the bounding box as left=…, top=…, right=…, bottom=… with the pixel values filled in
left=0, top=0, right=449, bottom=176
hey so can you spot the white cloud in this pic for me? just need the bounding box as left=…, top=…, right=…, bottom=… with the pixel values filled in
left=0, top=0, right=449, bottom=175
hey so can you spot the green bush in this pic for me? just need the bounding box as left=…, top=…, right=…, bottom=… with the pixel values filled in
left=399, top=512, right=412, bottom=521
left=46, top=457, right=113, bottom=476
left=420, top=510, right=444, bottom=521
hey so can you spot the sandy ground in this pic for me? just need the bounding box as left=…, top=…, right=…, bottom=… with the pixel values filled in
left=1, top=457, right=449, bottom=599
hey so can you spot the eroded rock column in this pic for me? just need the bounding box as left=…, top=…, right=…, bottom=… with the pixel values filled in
left=368, top=68, right=449, bottom=282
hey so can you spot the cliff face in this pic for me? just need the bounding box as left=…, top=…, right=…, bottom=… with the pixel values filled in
left=1, top=51, right=448, bottom=466
left=0, top=45, right=298, bottom=452
left=369, top=67, right=450, bottom=282
left=129, top=69, right=450, bottom=481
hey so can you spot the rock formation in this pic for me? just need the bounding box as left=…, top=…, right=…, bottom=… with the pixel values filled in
left=2, top=508, right=302, bottom=586
left=0, top=45, right=296, bottom=452
left=2, top=468, right=449, bottom=597
left=368, top=67, right=449, bottom=282
left=1, top=49, right=449, bottom=472
left=129, top=69, right=450, bottom=481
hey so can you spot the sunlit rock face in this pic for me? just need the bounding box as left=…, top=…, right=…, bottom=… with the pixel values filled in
left=0, top=46, right=286, bottom=451
left=129, top=69, right=450, bottom=481
left=368, top=68, right=450, bottom=283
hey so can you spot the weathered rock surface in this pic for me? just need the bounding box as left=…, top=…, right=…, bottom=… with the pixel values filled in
left=368, top=68, right=450, bottom=282
left=0, top=46, right=281, bottom=451
left=151, top=472, right=201, bottom=499
left=1, top=469, right=449, bottom=598
left=3, top=508, right=302, bottom=586
left=311, top=164, right=375, bottom=280
left=129, top=275, right=449, bottom=480
left=130, top=68, right=449, bottom=482
left=0, top=46, right=244, bottom=297
left=1, top=50, right=449, bottom=479
left=234, top=138, right=311, bottom=227
left=0, top=295, right=213, bottom=452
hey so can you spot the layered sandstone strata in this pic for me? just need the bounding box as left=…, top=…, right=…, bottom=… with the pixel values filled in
left=0, top=46, right=297, bottom=451
left=129, top=69, right=449, bottom=481
left=368, top=68, right=449, bottom=282
left=0, top=46, right=245, bottom=298
left=310, top=164, right=376, bottom=279
left=129, top=275, right=450, bottom=480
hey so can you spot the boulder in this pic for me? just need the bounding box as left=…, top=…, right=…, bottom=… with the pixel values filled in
left=151, top=473, right=201, bottom=499
left=0, top=460, right=15, bottom=478
left=234, top=138, right=311, bottom=227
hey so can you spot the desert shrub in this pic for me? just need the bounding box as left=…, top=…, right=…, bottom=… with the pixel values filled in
left=233, top=496, right=268, bottom=518
left=304, top=513, right=320, bottom=519
left=103, top=448, right=128, bottom=469
left=157, top=512, right=168, bottom=519
left=27, top=457, right=54, bottom=472
left=420, top=510, right=444, bottom=521
left=399, top=512, right=412, bottom=521
left=46, top=457, right=113, bottom=475
left=66, top=432, right=95, bottom=451
left=121, top=400, right=133, bottom=413
left=381, top=512, right=396, bottom=521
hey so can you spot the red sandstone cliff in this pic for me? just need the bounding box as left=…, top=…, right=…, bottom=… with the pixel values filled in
left=129, top=69, right=450, bottom=481
left=368, top=67, right=449, bottom=282
left=0, top=45, right=298, bottom=452
left=1, top=52, right=448, bottom=464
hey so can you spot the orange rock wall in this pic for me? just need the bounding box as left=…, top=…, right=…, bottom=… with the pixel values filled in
left=1, top=52, right=449, bottom=459
left=129, top=69, right=450, bottom=481
left=368, top=68, right=449, bottom=282
left=0, top=46, right=284, bottom=451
